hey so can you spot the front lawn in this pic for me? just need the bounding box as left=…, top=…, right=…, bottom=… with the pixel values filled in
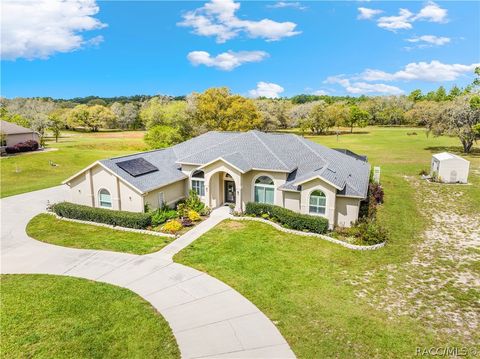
left=0, top=274, right=179, bottom=358
left=27, top=214, right=173, bottom=254
left=175, top=220, right=432, bottom=358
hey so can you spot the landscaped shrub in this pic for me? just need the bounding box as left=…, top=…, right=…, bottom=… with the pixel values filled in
left=5, top=140, right=39, bottom=154
left=359, top=182, right=384, bottom=219
left=199, top=206, right=212, bottom=216
left=184, top=190, right=205, bottom=212
left=161, top=219, right=183, bottom=234
left=335, top=219, right=387, bottom=245
left=151, top=207, right=178, bottom=226
left=51, top=202, right=152, bottom=229
left=245, top=202, right=329, bottom=234
left=181, top=217, right=193, bottom=227
left=187, top=210, right=201, bottom=222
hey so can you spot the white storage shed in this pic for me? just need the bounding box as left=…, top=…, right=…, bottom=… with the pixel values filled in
left=430, top=152, right=470, bottom=184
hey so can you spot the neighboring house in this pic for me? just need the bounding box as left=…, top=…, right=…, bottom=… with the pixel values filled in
left=64, top=130, right=371, bottom=228
left=0, top=120, right=40, bottom=147
left=431, top=152, right=470, bottom=184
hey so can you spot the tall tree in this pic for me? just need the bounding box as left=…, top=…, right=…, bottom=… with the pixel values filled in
left=427, top=96, right=480, bottom=153
left=324, top=102, right=349, bottom=129
left=111, top=102, right=140, bottom=129
left=301, top=102, right=334, bottom=135
left=408, top=89, right=423, bottom=102
left=405, top=101, right=442, bottom=126
left=190, top=87, right=262, bottom=132
left=435, top=86, right=448, bottom=102
left=346, top=105, right=370, bottom=133
left=48, top=108, right=70, bottom=142
left=255, top=99, right=292, bottom=131
left=68, top=105, right=115, bottom=132
left=139, top=97, right=170, bottom=129
left=144, top=125, right=183, bottom=149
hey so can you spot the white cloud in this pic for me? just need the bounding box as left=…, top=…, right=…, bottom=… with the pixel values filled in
left=357, top=7, right=383, bottom=20
left=268, top=2, right=306, bottom=10
left=325, top=76, right=404, bottom=95
left=313, top=90, right=329, bottom=96
left=406, top=35, right=451, bottom=48
left=413, top=1, right=448, bottom=23
left=1, top=0, right=106, bottom=60
left=360, top=61, right=479, bottom=82
left=377, top=9, right=413, bottom=31
left=187, top=50, right=269, bottom=71
left=178, top=0, right=301, bottom=43
left=373, top=2, right=448, bottom=32
left=249, top=82, right=285, bottom=98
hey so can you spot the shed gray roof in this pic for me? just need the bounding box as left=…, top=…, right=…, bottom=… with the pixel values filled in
left=0, top=120, right=35, bottom=135
left=100, top=130, right=370, bottom=198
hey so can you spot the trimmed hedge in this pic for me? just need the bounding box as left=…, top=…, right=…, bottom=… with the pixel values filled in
left=5, top=140, right=39, bottom=154
left=245, top=202, right=329, bottom=234
left=50, top=202, right=152, bottom=229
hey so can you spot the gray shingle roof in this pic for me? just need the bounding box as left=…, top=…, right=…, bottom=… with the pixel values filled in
left=0, top=120, right=35, bottom=135
left=100, top=130, right=370, bottom=198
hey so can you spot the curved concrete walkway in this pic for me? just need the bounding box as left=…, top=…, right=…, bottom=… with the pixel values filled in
left=1, top=186, right=295, bottom=359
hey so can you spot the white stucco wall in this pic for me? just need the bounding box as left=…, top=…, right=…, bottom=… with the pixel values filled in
left=335, top=197, right=361, bottom=227
left=241, top=170, right=287, bottom=210
left=67, top=164, right=144, bottom=212
left=299, top=178, right=337, bottom=229
left=144, top=179, right=187, bottom=210
left=202, top=160, right=243, bottom=210
left=118, top=181, right=144, bottom=212
left=68, top=170, right=94, bottom=206
left=283, top=191, right=301, bottom=212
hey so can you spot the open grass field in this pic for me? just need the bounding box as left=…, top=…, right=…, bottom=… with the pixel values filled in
left=175, top=127, right=480, bottom=358
left=0, top=274, right=179, bottom=359
left=0, top=130, right=146, bottom=198
left=26, top=214, right=173, bottom=254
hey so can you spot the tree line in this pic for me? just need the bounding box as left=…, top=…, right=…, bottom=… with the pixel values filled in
left=1, top=68, right=479, bottom=152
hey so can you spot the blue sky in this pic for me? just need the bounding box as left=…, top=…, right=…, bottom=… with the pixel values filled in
left=1, top=0, right=479, bottom=98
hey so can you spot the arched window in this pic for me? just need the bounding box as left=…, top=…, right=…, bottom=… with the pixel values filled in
left=99, top=189, right=112, bottom=208
left=254, top=176, right=274, bottom=204
left=191, top=170, right=205, bottom=196
left=309, top=190, right=326, bottom=215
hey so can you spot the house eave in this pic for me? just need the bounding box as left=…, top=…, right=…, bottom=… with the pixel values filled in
left=294, top=175, right=343, bottom=190
left=62, top=161, right=145, bottom=195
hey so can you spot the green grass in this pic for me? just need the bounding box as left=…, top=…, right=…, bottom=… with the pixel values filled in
left=27, top=214, right=172, bottom=254
left=0, top=274, right=179, bottom=359
left=175, top=220, right=432, bottom=358
left=1, top=131, right=146, bottom=198
left=175, top=127, right=479, bottom=358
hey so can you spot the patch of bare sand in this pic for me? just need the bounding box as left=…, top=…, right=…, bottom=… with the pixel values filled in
left=351, top=176, right=479, bottom=341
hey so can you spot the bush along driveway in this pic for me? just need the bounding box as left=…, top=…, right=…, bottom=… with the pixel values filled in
left=1, top=186, right=295, bottom=359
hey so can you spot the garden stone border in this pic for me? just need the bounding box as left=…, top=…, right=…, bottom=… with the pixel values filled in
left=45, top=212, right=176, bottom=238
left=231, top=216, right=386, bottom=251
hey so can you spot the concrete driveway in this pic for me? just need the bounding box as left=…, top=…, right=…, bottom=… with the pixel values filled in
left=1, top=186, right=295, bottom=359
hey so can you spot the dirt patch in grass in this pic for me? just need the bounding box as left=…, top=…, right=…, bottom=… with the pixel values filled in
left=84, top=131, right=146, bottom=139
left=222, top=221, right=247, bottom=230
left=351, top=176, right=480, bottom=343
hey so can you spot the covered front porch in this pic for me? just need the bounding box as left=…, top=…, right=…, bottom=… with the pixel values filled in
left=205, top=170, right=242, bottom=211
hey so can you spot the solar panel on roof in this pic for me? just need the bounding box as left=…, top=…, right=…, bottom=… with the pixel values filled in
left=116, top=158, right=159, bottom=177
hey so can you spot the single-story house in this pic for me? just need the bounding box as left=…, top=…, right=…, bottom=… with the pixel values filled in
left=431, top=152, right=470, bottom=183
left=0, top=120, right=40, bottom=148
left=64, top=130, right=371, bottom=228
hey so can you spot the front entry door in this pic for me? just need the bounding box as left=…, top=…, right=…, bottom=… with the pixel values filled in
left=224, top=181, right=236, bottom=203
